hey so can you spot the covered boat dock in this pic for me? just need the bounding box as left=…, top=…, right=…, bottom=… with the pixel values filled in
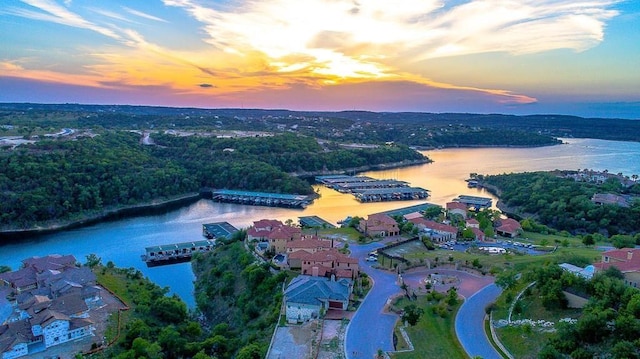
left=212, top=189, right=311, bottom=208
left=142, top=239, right=216, bottom=266
left=354, top=187, right=429, bottom=202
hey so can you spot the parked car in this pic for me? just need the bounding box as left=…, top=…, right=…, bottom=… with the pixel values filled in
left=366, top=255, right=378, bottom=262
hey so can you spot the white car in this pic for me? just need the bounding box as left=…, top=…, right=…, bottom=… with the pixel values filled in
left=366, top=255, right=378, bottom=262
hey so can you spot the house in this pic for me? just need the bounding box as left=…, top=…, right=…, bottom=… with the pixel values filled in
left=591, top=193, right=631, bottom=208
left=446, top=202, right=468, bottom=219
left=285, top=236, right=333, bottom=269
left=495, top=218, right=522, bottom=238
left=465, top=218, right=480, bottom=229
left=593, top=248, right=640, bottom=287
left=284, top=275, right=352, bottom=323
left=247, top=219, right=301, bottom=253
left=408, top=218, right=457, bottom=242
left=358, top=214, right=400, bottom=237
left=0, top=255, right=98, bottom=359
left=470, top=227, right=486, bottom=242
left=295, top=249, right=359, bottom=280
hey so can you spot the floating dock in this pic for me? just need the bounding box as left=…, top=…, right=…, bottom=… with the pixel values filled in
left=299, top=215, right=336, bottom=228
left=202, top=222, right=239, bottom=239
left=317, top=175, right=429, bottom=202
left=453, top=195, right=493, bottom=210
left=211, top=189, right=311, bottom=208
left=142, top=239, right=216, bottom=266
left=354, top=187, right=429, bottom=202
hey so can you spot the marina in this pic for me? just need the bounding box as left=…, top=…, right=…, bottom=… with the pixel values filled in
left=141, top=239, right=216, bottom=266
left=316, top=175, right=429, bottom=202
left=211, top=189, right=311, bottom=208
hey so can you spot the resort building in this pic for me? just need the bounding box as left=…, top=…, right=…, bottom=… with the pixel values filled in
left=594, top=248, right=640, bottom=288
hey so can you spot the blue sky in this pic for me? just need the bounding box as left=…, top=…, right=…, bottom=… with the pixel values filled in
left=1, top=0, right=639, bottom=118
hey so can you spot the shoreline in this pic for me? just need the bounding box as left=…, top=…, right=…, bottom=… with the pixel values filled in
left=0, top=193, right=202, bottom=241
left=0, top=159, right=432, bottom=240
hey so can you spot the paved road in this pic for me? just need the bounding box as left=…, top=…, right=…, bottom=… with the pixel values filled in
left=345, top=241, right=401, bottom=359
left=455, top=283, right=503, bottom=359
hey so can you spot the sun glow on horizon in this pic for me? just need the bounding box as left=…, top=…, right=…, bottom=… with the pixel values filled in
left=1, top=0, right=636, bottom=115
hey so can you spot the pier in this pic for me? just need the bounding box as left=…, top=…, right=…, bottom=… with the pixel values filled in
left=142, top=239, right=216, bottom=266
left=211, top=189, right=311, bottom=208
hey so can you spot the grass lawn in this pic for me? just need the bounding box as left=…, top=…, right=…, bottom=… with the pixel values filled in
left=389, top=296, right=466, bottom=359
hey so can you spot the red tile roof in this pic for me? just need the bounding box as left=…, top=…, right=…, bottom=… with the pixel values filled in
left=446, top=202, right=467, bottom=211
left=409, top=218, right=457, bottom=234
left=594, top=248, right=640, bottom=273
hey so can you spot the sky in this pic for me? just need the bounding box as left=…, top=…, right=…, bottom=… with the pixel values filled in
left=1, top=0, right=639, bottom=118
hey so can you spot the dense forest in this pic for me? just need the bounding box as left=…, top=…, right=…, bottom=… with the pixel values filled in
left=0, top=131, right=425, bottom=230
left=91, top=238, right=279, bottom=359
left=482, top=172, right=640, bottom=235
left=191, top=238, right=288, bottom=358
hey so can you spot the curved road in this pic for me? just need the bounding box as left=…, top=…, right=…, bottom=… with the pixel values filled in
left=345, top=242, right=401, bottom=359
left=345, top=240, right=504, bottom=359
left=455, top=283, right=503, bottom=359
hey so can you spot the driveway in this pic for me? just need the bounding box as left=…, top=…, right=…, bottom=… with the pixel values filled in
left=455, top=283, right=503, bottom=359
left=345, top=241, right=401, bottom=359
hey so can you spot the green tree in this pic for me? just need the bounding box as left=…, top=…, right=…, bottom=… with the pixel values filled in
left=84, top=253, right=101, bottom=268
left=401, top=304, right=424, bottom=326
left=582, top=234, right=595, bottom=246
left=495, top=270, right=518, bottom=290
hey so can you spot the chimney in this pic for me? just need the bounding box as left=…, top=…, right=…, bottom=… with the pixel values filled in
left=628, top=251, right=634, bottom=260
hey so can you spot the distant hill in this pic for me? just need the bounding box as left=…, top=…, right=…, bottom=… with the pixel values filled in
left=1, top=103, right=638, bottom=142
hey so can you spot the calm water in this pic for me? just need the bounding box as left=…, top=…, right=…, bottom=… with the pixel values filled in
left=1, top=138, right=638, bottom=307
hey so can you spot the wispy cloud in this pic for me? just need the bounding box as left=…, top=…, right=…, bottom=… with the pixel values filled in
left=122, top=6, right=168, bottom=23
left=13, top=0, right=121, bottom=39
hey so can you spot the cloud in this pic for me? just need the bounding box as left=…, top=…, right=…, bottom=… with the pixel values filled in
left=12, top=0, right=121, bottom=40
left=122, top=7, right=168, bottom=23
left=163, top=0, right=619, bottom=102
left=198, top=83, right=214, bottom=88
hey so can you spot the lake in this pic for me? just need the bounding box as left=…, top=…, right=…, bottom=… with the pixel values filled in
left=1, top=138, right=638, bottom=307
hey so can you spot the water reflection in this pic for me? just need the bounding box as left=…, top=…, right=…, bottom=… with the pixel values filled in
left=0, top=138, right=639, bottom=306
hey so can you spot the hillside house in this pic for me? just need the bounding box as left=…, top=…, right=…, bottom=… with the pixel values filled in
left=284, top=275, right=352, bottom=323
left=247, top=219, right=301, bottom=253
left=495, top=218, right=522, bottom=238
left=594, top=248, right=640, bottom=288
left=358, top=214, right=400, bottom=237
left=0, top=255, right=99, bottom=359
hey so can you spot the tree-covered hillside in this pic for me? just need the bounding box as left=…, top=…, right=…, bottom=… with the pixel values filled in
left=482, top=172, right=640, bottom=235
left=0, top=131, right=426, bottom=230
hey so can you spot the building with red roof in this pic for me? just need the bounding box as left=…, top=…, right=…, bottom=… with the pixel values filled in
left=446, top=201, right=468, bottom=219
left=247, top=219, right=301, bottom=253
left=409, top=217, right=457, bottom=242
left=358, top=213, right=399, bottom=237
left=495, top=218, right=522, bottom=238
left=594, top=248, right=640, bottom=288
